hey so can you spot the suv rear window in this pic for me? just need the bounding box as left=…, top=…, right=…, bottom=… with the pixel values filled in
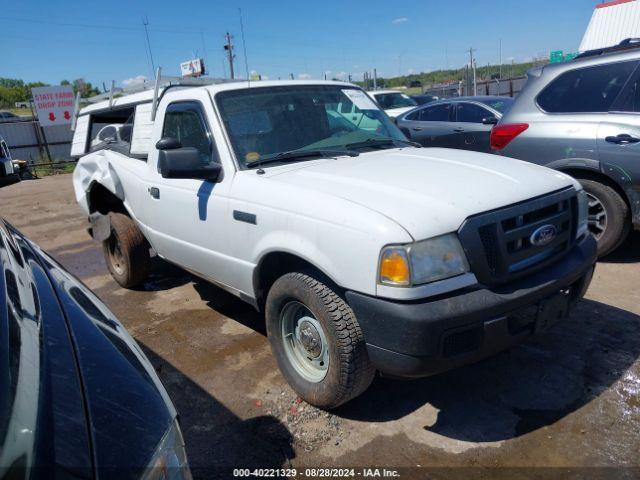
left=537, top=60, right=638, bottom=113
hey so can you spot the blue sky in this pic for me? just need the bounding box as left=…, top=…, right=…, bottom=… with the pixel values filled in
left=1, top=0, right=597, bottom=88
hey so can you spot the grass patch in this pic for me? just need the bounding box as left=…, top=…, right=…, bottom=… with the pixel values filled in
left=28, top=162, right=76, bottom=177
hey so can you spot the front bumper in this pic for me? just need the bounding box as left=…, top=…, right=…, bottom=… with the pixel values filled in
left=345, top=234, right=597, bottom=378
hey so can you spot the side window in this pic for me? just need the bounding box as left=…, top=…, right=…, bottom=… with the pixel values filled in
left=455, top=103, right=492, bottom=123
left=537, top=61, right=639, bottom=113
left=339, top=99, right=354, bottom=114
left=418, top=103, right=451, bottom=122
left=162, top=102, right=218, bottom=166
left=612, top=70, right=640, bottom=113
left=405, top=110, right=421, bottom=121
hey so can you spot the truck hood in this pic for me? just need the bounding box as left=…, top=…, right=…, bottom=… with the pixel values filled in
left=268, top=147, right=577, bottom=240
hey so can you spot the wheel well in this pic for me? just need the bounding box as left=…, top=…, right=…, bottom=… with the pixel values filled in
left=560, top=168, right=630, bottom=208
left=88, top=183, right=127, bottom=215
left=253, top=252, right=335, bottom=310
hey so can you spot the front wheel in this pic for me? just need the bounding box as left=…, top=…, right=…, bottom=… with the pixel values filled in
left=102, top=212, right=151, bottom=288
left=265, top=273, right=375, bottom=409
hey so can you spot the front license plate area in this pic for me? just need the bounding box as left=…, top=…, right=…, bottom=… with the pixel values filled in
left=534, top=291, right=571, bottom=334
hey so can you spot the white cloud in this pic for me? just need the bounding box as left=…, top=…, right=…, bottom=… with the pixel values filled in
left=334, top=71, right=347, bottom=80
left=407, top=68, right=415, bottom=74
left=298, top=73, right=312, bottom=80
left=324, top=70, right=332, bottom=75
left=122, top=75, right=147, bottom=87
left=392, top=17, right=408, bottom=24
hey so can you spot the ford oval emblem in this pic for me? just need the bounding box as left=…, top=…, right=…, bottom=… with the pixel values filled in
left=530, top=224, right=557, bottom=247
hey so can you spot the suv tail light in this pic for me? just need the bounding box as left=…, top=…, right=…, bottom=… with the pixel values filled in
left=490, top=123, right=529, bottom=151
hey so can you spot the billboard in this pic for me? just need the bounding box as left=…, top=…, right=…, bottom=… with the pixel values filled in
left=180, top=58, right=205, bottom=77
left=31, top=85, right=74, bottom=127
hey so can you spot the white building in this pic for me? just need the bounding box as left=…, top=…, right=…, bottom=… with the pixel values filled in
left=580, top=0, right=640, bottom=52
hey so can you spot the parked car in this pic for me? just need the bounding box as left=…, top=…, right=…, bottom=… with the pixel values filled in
left=367, top=89, right=418, bottom=118
left=411, top=94, right=439, bottom=105
left=71, top=79, right=596, bottom=409
left=396, top=96, right=514, bottom=152
left=0, top=135, right=20, bottom=187
left=0, top=111, right=21, bottom=122
left=0, top=219, right=191, bottom=478
left=492, top=40, right=640, bottom=256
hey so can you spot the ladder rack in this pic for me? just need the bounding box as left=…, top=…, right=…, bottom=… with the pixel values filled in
left=71, top=67, right=240, bottom=130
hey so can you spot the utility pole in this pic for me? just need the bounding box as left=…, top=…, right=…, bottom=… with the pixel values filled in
left=499, top=38, right=502, bottom=79
left=224, top=32, right=235, bottom=79
left=373, top=68, right=378, bottom=90
left=467, top=47, right=477, bottom=96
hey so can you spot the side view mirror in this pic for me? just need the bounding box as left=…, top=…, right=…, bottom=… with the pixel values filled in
left=158, top=146, right=222, bottom=182
left=156, top=137, right=182, bottom=150
left=482, top=116, right=499, bottom=125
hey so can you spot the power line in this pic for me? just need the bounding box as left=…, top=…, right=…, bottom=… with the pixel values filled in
left=238, top=8, right=250, bottom=81
left=143, top=17, right=156, bottom=75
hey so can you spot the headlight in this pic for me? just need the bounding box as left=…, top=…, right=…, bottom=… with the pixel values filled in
left=379, top=233, right=469, bottom=287
left=577, top=189, right=589, bottom=239
left=142, top=419, right=192, bottom=480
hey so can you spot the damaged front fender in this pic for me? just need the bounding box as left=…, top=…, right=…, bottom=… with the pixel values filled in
left=72, top=152, right=125, bottom=216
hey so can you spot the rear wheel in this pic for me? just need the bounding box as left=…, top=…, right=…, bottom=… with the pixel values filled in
left=265, top=272, right=375, bottom=409
left=102, top=212, right=150, bottom=288
left=579, top=179, right=630, bottom=257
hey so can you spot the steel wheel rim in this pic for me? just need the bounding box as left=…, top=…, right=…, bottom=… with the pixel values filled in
left=107, top=235, right=125, bottom=276
left=586, top=192, right=607, bottom=240
left=280, top=300, right=329, bottom=383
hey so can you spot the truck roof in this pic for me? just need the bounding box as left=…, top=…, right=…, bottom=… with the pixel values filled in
left=79, top=79, right=356, bottom=116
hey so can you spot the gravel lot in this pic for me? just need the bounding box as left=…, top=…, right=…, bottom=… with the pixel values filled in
left=1, top=174, right=639, bottom=479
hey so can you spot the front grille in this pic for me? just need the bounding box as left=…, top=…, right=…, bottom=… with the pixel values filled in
left=459, top=189, right=577, bottom=286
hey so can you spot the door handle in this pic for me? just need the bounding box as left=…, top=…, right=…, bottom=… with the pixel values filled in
left=148, top=187, right=160, bottom=199
left=412, top=127, right=423, bottom=131
left=605, top=134, right=640, bottom=144
left=453, top=127, right=465, bottom=132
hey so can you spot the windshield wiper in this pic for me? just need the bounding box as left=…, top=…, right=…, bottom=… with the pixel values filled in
left=247, top=149, right=359, bottom=168
left=346, top=137, right=422, bottom=150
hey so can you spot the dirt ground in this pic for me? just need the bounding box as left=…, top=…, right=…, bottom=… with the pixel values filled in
left=1, top=174, right=639, bottom=479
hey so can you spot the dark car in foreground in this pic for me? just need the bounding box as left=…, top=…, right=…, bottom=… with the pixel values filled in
left=0, top=219, right=191, bottom=479
left=396, top=96, right=513, bottom=152
left=492, top=40, right=640, bottom=257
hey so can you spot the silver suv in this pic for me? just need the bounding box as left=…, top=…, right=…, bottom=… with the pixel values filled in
left=493, top=40, right=640, bottom=256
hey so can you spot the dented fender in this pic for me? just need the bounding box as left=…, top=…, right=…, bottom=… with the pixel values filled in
left=72, top=151, right=125, bottom=216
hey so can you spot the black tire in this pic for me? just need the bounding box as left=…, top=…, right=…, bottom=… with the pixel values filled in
left=579, top=179, right=630, bottom=257
left=102, top=212, right=150, bottom=288
left=265, top=272, right=375, bottom=409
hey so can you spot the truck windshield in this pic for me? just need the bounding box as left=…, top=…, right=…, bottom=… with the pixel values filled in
left=216, top=85, right=408, bottom=169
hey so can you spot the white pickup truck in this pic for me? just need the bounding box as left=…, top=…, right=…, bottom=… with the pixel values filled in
left=72, top=79, right=597, bottom=408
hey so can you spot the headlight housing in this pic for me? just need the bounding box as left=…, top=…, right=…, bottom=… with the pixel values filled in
left=379, top=233, right=470, bottom=287
left=577, top=189, right=589, bottom=239
left=142, top=418, right=192, bottom=480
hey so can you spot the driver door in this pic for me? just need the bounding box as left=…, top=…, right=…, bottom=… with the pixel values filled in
left=143, top=94, right=235, bottom=286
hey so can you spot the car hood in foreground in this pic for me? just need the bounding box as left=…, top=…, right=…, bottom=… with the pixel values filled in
left=268, top=147, right=578, bottom=240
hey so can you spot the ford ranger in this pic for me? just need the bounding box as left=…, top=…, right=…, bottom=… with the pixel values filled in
left=72, top=79, right=597, bottom=408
